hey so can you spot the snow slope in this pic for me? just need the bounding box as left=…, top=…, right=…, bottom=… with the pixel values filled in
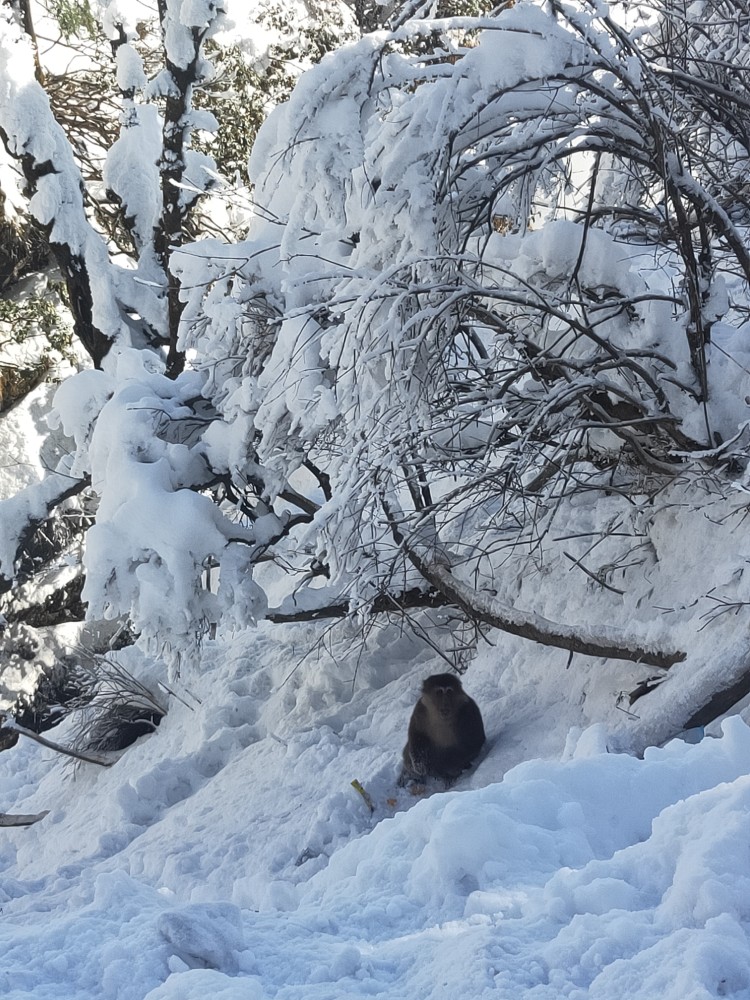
left=1, top=619, right=750, bottom=1000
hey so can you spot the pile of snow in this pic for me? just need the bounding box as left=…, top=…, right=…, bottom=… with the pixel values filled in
left=0, top=621, right=749, bottom=999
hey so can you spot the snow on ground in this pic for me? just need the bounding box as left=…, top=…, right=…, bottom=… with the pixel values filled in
left=0, top=616, right=750, bottom=1000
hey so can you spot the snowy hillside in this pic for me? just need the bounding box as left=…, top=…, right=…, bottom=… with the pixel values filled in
left=1, top=618, right=750, bottom=1000
left=3, top=0, right=750, bottom=996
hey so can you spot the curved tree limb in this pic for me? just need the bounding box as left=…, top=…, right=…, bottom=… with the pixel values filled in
left=415, top=557, right=685, bottom=668
left=9, top=722, right=113, bottom=767
left=381, top=497, right=685, bottom=669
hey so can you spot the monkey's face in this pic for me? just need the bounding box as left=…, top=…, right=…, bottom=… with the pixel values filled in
left=426, top=682, right=460, bottom=718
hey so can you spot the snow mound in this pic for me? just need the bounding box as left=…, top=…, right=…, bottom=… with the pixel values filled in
left=0, top=623, right=749, bottom=1000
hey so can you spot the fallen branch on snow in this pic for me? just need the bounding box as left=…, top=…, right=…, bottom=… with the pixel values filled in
left=9, top=722, right=114, bottom=767
left=0, top=811, right=49, bottom=827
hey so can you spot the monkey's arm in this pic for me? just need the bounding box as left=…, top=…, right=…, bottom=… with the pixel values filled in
left=400, top=702, right=434, bottom=780
left=455, top=698, right=486, bottom=765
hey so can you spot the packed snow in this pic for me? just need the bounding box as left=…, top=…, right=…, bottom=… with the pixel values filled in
left=0, top=609, right=749, bottom=999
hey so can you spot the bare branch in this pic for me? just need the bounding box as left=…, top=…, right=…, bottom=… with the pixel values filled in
left=382, top=497, right=684, bottom=668
left=9, top=722, right=114, bottom=767
left=267, top=587, right=450, bottom=623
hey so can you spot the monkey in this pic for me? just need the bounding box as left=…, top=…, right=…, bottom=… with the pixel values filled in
left=399, top=673, right=485, bottom=786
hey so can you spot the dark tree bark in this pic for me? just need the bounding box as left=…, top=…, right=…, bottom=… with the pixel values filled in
left=267, top=588, right=450, bottom=622
left=682, top=667, right=750, bottom=731
left=0, top=142, right=114, bottom=367
left=154, top=2, right=209, bottom=379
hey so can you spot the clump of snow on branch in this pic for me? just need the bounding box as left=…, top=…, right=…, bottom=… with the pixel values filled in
left=52, top=348, right=266, bottom=662
left=0, top=14, right=124, bottom=340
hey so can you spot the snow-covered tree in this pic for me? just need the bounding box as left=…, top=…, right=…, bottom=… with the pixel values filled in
left=0, top=0, right=351, bottom=663
left=172, top=0, right=750, bottom=699
left=0, top=0, right=232, bottom=654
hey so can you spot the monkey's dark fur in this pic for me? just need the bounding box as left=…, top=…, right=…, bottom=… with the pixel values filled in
left=399, top=673, right=485, bottom=785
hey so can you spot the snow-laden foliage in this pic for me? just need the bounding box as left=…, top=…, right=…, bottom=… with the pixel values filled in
left=0, top=7, right=124, bottom=359
left=170, top=0, right=750, bottom=654
left=3, top=0, right=750, bottom=701
left=0, top=0, right=288, bottom=665
left=50, top=351, right=268, bottom=651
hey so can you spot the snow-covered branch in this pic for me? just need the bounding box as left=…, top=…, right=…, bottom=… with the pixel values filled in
left=416, top=558, right=685, bottom=669
left=0, top=4, right=121, bottom=366
left=0, top=465, right=91, bottom=594
left=154, top=0, right=222, bottom=378
left=381, top=496, right=684, bottom=669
